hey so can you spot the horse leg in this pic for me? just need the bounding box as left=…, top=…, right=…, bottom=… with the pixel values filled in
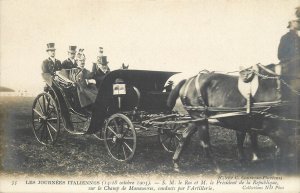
left=269, top=132, right=290, bottom=174
left=249, top=132, right=260, bottom=161
left=236, top=131, right=247, bottom=163
left=198, top=121, right=221, bottom=174
left=172, top=123, right=196, bottom=172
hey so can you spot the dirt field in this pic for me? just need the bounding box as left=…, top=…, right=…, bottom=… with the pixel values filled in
left=0, top=96, right=298, bottom=176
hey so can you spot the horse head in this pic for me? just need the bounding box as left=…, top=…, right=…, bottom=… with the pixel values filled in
left=239, top=63, right=279, bottom=101
left=239, top=65, right=256, bottom=83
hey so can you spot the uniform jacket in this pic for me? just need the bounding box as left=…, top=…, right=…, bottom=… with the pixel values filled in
left=69, top=68, right=98, bottom=108
left=62, top=58, right=78, bottom=69
left=91, top=63, right=110, bottom=89
left=41, top=57, right=62, bottom=86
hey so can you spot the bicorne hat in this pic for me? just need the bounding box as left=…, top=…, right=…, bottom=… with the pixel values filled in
left=68, top=46, right=77, bottom=53
left=46, top=43, right=56, bottom=51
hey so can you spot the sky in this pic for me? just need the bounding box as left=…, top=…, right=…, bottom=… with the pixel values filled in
left=0, top=0, right=299, bottom=95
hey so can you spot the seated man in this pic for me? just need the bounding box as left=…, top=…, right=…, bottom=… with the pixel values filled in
left=56, top=52, right=98, bottom=109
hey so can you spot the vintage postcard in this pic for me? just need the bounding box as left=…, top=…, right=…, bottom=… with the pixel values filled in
left=0, top=0, right=299, bottom=192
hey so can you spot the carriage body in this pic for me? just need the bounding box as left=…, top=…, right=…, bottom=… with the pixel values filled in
left=32, top=69, right=181, bottom=161
left=96, top=69, right=178, bottom=113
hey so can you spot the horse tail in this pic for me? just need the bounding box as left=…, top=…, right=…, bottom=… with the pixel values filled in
left=167, top=79, right=186, bottom=110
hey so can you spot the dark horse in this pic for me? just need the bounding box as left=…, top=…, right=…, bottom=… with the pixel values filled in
left=167, top=64, right=298, bottom=172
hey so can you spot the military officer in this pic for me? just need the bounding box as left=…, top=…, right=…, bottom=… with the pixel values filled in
left=62, top=46, right=78, bottom=69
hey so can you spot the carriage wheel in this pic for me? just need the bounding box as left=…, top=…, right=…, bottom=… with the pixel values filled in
left=32, top=93, right=60, bottom=145
left=158, top=122, right=183, bottom=153
left=104, top=113, right=136, bottom=162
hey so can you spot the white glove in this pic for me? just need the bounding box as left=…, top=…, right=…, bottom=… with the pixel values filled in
left=86, top=79, right=96, bottom=84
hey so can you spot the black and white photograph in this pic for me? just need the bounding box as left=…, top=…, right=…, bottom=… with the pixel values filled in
left=0, top=0, right=299, bottom=192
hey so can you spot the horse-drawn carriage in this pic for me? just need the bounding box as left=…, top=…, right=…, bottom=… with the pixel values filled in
left=32, top=65, right=300, bottom=171
left=32, top=69, right=185, bottom=161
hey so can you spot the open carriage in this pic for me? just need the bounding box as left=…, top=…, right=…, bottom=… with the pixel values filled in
left=32, top=69, right=185, bottom=161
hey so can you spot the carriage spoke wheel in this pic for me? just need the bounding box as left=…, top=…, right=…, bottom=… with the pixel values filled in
left=104, top=114, right=136, bottom=162
left=32, top=93, right=60, bottom=145
left=158, top=121, right=184, bottom=153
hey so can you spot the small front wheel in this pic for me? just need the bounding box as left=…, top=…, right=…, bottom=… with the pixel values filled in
left=158, top=121, right=183, bottom=153
left=104, top=113, right=136, bottom=162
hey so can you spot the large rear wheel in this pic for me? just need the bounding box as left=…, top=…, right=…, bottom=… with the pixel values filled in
left=32, top=93, right=60, bottom=145
left=104, top=113, right=136, bottom=162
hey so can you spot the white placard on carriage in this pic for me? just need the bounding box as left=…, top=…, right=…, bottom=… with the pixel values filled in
left=113, top=83, right=126, bottom=95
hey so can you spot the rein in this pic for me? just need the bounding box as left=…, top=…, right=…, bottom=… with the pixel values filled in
left=253, top=63, right=300, bottom=95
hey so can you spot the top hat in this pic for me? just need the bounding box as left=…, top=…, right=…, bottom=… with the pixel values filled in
left=46, top=43, right=56, bottom=51
left=68, top=46, right=77, bottom=53
left=100, top=56, right=109, bottom=65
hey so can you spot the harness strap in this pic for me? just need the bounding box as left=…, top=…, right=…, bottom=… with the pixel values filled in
left=256, top=63, right=279, bottom=76
left=195, top=73, right=202, bottom=98
left=182, top=76, right=195, bottom=105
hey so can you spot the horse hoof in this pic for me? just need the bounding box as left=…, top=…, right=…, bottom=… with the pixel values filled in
left=251, top=153, right=260, bottom=162
left=174, top=167, right=181, bottom=172
left=173, top=162, right=181, bottom=172
left=214, top=167, right=221, bottom=174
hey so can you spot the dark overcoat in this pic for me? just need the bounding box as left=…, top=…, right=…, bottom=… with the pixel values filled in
left=41, top=58, right=62, bottom=86
left=91, top=63, right=110, bottom=89
left=62, top=58, right=78, bottom=69
left=278, top=30, right=300, bottom=76
left=69, top=68, right=98, bottom=108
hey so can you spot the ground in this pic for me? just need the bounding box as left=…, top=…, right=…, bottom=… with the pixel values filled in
left=0, top=96, right=299, bottom=176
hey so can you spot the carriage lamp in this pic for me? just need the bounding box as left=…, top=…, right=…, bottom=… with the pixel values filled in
left=113, top=78, right=126, bottom=109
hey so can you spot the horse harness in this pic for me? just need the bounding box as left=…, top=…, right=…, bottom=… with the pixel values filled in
left=182, top=70, right=210, bottom=115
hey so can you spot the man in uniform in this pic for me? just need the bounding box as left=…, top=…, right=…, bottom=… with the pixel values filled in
left=41, top=43, right=62, bottom=86
left=277, top=18, right=300, bottom=100
left=62, top=46, right=78, bottom=69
